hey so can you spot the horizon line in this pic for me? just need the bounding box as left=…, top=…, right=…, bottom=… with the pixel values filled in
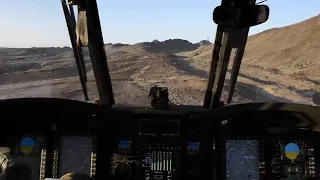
left=2, top=13, right=318, bottom=49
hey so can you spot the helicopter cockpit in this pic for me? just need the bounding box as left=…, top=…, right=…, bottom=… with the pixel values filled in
left=0, top=0, right=319, bottom=180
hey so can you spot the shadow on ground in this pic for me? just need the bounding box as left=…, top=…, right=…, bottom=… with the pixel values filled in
left=169, top=56, right=293, bottom=103
left=168, top=56, right=208, bottom=78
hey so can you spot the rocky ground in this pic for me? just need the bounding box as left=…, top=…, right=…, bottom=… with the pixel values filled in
left=0, top=14, right=319, bottom=106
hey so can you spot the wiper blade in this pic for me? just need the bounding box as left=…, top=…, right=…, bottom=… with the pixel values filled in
left=204, top=0, right=256, bottom=109
left=61, top=0, right=89, bottom=101
left=68, top=4, right=87, bottom=82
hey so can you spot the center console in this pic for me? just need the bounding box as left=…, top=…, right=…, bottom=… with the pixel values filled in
left=111, top=112, right=202, bottom=180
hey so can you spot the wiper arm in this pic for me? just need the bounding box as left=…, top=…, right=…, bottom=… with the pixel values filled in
left=203, top=28, right=224, bottom=108
left=61, top=0, right=89, bottom=101
left=207, top=29, right=233, bottom=108
left=204, top=0, right=257, bottom=109
left=227, top=28, right=250, bottom=103
left=81, top=0, right=115, bottom=105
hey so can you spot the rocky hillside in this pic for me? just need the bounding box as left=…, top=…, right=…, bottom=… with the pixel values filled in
left=0, top=15, right=318, bottom=105
left=186, top=14, right=320, bottom=82
left=180, top=14, right=320, bottom=104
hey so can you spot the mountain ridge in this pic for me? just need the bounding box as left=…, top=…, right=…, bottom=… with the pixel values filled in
left=1, top=13, right=319, bottom=50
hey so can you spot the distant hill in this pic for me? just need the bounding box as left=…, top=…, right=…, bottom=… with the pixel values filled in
left=103, top=39, right=211, bottom=54
left=0, top=38, right=211, bottom=58
left=122, top=39, right=201, bottom=54
left=198, top=40, right=211, bottom=46
left=0, top=47, right=72, bottom=57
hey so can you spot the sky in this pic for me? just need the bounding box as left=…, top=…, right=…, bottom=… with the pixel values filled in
left=0, top=0, right=319, bottom=47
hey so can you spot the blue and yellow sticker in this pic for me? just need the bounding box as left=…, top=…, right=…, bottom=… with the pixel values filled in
left=284, top=143, right=299, bottom=160
left=20, top=137, right=35, bottom=155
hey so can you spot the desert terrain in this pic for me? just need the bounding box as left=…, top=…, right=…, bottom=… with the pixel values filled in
left=0, top=14, right=319, bottom=106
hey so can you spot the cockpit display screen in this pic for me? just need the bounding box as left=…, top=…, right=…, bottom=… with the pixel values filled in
left=12, top=135, right=46, bottom=180
left=226, top=140, right=259, bottom=180
left=139, top=119, right=179, bottom=136
left=59, top=136, right=93, bottom=176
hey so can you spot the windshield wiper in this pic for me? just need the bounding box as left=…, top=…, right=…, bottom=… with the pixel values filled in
left=64, top=0, right=115, bottom=106
left=203, top=28, right=232, bottom=108
left=61, top=0, right=89, bottom=101
left=204, top=0, right=256, bottom=109
left=203, top=28, right=223, bottom=108
left=227, top=28, right=250, bottom=103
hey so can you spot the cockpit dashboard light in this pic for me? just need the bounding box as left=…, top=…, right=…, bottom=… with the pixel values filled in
left=119, top=140, right=132, bottom=153
left=119, top=140, right=131, bottom=149
left=187, top=142, right=200, bottom=154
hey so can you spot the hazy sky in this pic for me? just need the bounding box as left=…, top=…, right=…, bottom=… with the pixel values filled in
left=0, top=0, right=319, bottom=47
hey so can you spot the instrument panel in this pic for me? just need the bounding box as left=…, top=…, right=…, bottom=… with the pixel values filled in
left=0, top=99, right=319, bottom=180
left=6, top=135, right=320, bottom=180
left=5, top=121, right=320, bottom=180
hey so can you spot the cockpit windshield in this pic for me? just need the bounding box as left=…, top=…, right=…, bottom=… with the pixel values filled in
left=0, top=0, right=319, bottom=106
